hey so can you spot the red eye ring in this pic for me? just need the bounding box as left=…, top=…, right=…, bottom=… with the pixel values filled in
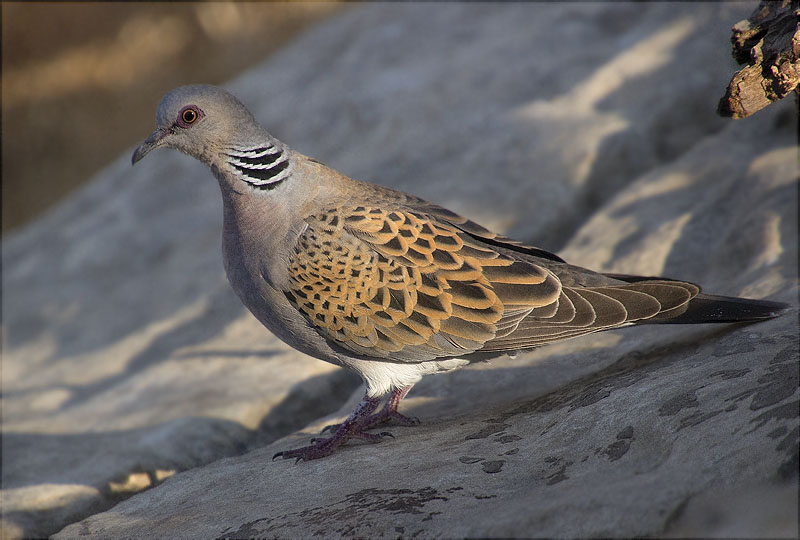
left=176, top=105, right=203, bottom=128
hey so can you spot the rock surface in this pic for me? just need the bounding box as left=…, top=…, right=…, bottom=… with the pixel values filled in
left=2, top=2, right=798, bottom=538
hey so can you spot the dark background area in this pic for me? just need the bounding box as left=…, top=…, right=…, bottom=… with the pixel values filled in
left=2, top=2, right=343, bottom=233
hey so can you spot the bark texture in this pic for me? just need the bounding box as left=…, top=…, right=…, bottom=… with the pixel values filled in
left=718, top=0, right=800, bottom=119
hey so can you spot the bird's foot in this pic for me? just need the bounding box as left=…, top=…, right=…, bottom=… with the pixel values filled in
left=273, top=428, right=393, bottom=463
left=273, top=386, right=418, bottom=462
left=320, top=409, right=420, bottom=435
left=320, top=385, right=420, bottom=435
left=377, top=409, right=421, bottom=426
left=273, top=393, right=392, bottom=462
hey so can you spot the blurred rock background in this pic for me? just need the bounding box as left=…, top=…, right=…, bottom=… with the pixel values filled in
left=1, top=2, right=343, bottom=233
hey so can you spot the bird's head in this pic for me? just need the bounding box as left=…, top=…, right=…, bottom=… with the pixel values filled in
left=132, top=85, right=262, bottom=165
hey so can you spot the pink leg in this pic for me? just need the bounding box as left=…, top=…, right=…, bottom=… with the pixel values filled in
left=320, top=385, right=419, bottom=436
left=273, top=393, right=390, bottom=462
left=371, top=385, right=420, bottom=427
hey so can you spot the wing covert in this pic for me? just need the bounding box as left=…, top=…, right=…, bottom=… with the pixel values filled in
left=283, top=205, right=562, bottom=362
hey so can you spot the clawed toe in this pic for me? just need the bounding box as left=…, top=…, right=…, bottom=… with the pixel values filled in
left=273, top=441, right=336, bottom=462
left=319, top=411, right=420, bottom=435
left=274, top=429, right=395, bottom=462
left=320, top=423, right=341, bottom=435
left=350, top=430, right=393, bottom=442
left=388, top=412, right=420, bottom=426
left=274, top=387, right=419, bottom=461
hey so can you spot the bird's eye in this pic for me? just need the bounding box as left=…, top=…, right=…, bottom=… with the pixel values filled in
left=176, top=105, right=203, bottom=128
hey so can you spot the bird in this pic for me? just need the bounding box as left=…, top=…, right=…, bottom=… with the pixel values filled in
left=132, top=84, right=787, bottom=461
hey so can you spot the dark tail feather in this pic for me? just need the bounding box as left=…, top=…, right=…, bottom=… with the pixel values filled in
left=645, top=293, right=790, bottom=324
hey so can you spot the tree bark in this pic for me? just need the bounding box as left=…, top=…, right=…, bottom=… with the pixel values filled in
left=717, top=0, right=800, bottom=119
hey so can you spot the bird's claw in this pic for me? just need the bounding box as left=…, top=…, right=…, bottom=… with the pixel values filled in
left=274, top=388, right=418, bottom=461
left=274, top=429, right=395, bottom=463
left=320, top=423, right=340, bottom=435
left=319, top=411, right=420, bottom=435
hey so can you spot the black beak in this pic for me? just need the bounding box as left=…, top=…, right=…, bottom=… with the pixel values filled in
left=131, top=128, right=169, bottom=165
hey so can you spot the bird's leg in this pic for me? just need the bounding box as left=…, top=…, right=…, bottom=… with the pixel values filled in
left=273, top=393, right=392, bottom=462
left=369, top=385, right=421, bottom=426
left=320, top=385, right=420, bottom=435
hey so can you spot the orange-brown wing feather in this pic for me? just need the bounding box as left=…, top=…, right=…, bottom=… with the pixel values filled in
left=283, top=205, right=561, bottom=362
left=284, top=201, right=702, bottom=360
left=479, top=281, right=699, bottom=352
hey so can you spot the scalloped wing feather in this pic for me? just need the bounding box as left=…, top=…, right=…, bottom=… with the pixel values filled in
left=283, top=205, right=561, bottom=362
left=282, top=202, right=701, bottom=362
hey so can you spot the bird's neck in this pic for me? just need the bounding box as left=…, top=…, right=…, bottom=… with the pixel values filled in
left=217, top=173, right=293, bottom=290
left=215, top=149, right=344, bottom=290
left=214, top=136, right=292, bottom=191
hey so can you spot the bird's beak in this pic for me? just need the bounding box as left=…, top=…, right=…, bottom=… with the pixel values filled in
left=131, top=128, right=169, bottom=165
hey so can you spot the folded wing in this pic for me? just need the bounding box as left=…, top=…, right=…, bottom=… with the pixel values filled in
left=283, top=203, right=701, bottom=362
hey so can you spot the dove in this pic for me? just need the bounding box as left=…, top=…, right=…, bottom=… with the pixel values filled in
left=132, top=85, right=786, bottom=461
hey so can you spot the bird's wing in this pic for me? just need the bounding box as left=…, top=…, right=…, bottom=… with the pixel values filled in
left=282, top=203, right=700, bottom=362
left=401, top=195, right=568, bottom=263
left=409, top=205, right=702, bottom=351
left=283, top=204, right=562, bottom=362
left=477, top=280, right=699, bottom=352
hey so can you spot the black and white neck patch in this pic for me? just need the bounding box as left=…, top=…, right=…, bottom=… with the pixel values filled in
left=224, top=145, right=290, bottom=190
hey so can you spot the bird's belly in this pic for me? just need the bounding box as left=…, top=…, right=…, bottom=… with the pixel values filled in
left=340, top=356, right=471, bottom=396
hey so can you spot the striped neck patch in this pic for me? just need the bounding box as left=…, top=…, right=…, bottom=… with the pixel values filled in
left=224, top=145, right=290, bottom=190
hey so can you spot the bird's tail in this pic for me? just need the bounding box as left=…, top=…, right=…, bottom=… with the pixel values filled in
left=602, top=273, right=790, bottom=324
left=643, top=293, right=789, bottom=324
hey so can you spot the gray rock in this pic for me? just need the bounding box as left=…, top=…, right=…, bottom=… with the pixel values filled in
left=3, top=2, right=797, bottom=538
left=58, top=330, right=799, bottom=538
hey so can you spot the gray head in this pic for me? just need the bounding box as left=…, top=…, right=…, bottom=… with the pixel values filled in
left=132, top=85, right=271, bottom=166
